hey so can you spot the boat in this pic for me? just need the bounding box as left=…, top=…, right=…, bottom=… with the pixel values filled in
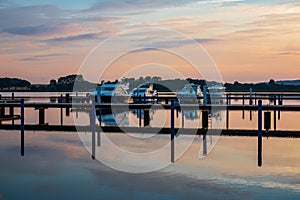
left=131, top=83, right=157, bottom=103
left=177, top=83, right=203, bottom=103
left=92, top=83, right=130, bottom=103
left=207, top=84, right=226, bottom=104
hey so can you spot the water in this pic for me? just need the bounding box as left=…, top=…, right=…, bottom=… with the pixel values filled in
left=0, top=131, right=299, bottom=199
left=0, top=92, right=300, bottom=199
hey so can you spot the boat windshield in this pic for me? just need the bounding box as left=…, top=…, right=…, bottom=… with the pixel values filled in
left=138, top=88, right=147, bottom=92
left=102, top=87, right=115, bottom=91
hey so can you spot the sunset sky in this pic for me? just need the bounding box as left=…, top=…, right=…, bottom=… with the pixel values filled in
left=0, top=0, right=299, bottom=84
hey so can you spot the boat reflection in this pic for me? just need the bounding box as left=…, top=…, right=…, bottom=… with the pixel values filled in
left=181, top=109, right=199, bottom=120
left=96, top=109, right=130, bottom=126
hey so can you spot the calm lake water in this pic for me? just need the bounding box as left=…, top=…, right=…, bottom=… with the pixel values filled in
left=0, top=92, right=299, bottom=199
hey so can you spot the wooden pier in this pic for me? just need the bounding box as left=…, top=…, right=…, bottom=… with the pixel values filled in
left=1, top=93, right=300, bottom=166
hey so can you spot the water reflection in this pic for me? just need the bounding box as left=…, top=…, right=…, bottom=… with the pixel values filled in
left=181, top=110, right=199, bottom=120
left=97, top=110, right=130, bottom=126
left=0, top=130, right=299, bottom=199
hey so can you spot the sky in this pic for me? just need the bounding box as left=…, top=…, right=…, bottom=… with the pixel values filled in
left=0, top=0, right=299, bottom=83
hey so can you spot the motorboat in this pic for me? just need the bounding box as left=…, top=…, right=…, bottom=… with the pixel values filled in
left=207, top=84, right=226, bottom=104
left=131, top=83, right=157, bottom=103
left=92, top=83, right=130, bottom=103
left=177, top=83, right=203, bottom=103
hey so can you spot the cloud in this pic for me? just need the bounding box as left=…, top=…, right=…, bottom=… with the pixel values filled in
left=128, top=47, right=161, bottom=53
left=17, top=53, right=68, bottom=61
left=150, top=38, right=221, bottom=48
left=3, top=25, right=60, bottom=36
left=127, top=38, right=221, bottom=53
left=0, top=3, right=123, bottom=45
left=194, top=0, right=245, bottom=6
left=43, top=33, right=100, bottom=43
left=88, top=0, right=245, bottom=12
left=278, top=52, right=300, bottom=56
left=0, top=4, right=70, bottom=39
left=0, top=5, right=63, bottom=29
left=88, top=0, right=170, bottom=11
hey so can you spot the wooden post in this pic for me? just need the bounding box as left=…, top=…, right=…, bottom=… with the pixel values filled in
left=66, top=93, right=70, bottom=116
left=144, top=109, right=150, bottom=127
left=278, top=95, right=281, bottom=120
left=242, top=94, right=245, bottom=119
left=264, top=111, right=271, bottom=131
left=226, top=96, right=229, bottom=130
left=91, top=100, right=96, bottom=160
left=20, top=99, right=24, bottom=156
left=171, top=100, right=175, bottom=163
left=203, top=133, right=207, bottom=156
left=99, top=109, right=102, bottom=126
left=226, top=110, right=229, bottom=130
left=97, top=130, right=101, bottom=147
left=226, top=94, right=229, bottom=105
left=66, top=93, right=70, bottom=103
left=0, top=94, right=2, bottom=121
left=38, top=108, right=45, bottom=125
left=249, top=87, right=253, bottom=105
left=181, top=95, right=184, bottom=128
left=249, top=94, right=253, bottom=121
left=10, top=92, right=14, bottom=116
left=274, top=96, right=276, bottom=131
left=0, top=103, right=5, bottom=117
left=258, top=100, right=262, bottom=167
left=76, top=91, right=78, bottom=119
left=139, top=109, right=142, bottom=127
left=60, top=94, right=63, bottom=126
left=202, top=110, right=208, bottom=129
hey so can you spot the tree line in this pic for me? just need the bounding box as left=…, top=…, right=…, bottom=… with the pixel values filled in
left=0, top=75, right=299, bottom=92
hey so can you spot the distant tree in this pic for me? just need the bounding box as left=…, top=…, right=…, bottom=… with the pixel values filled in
left=269, top=79, right=275, bottom=85
left=50, top=79, right=57, bottom=86
left=145, top=76, right=152, bottom=82
left=152, top=76, right=162, bottom=82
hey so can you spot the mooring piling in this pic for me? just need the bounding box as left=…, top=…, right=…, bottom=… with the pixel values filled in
left=274, top=96, right=277, bottom=131
left=258, top=100, right=262, bottom=167
left=203, top=133, right=207, bottom=156
left=171, top=100, right=175, bottom=163
left=278, top=95, right=281, bottom=120
left=20, top=99, right=24, bottom=156
left=91, top=100, right=96, bottom=160
left=242, top=94, right=245, bottom=119
left=60, top=94, right=63, bottom=126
